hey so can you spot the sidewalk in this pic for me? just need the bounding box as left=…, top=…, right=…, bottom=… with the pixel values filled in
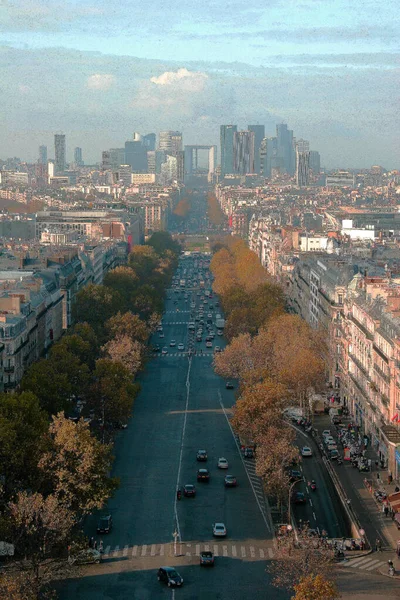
left=313, top=413, right=400, bottom=570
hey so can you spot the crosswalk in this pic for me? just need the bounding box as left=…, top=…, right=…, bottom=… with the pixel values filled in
left=98, top=542, right=276, bottom=561
left=341, top=555, right=388, bottom=572
left=160, top=321, right=190, bottom=325
left=156, top=352, right=214, bottom=358
left=240, top=458, right=270, bottom=526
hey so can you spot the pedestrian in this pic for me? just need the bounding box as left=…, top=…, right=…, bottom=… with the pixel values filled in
left=375, top=539, right=382, bottom=552
left=384, top=505, right=389, bottom=517
left=360, top=539, right=365, bottom=551
left=375, top=460, right=379, bottom=469
left=382, top=503, right=387, bottom=515
left=93, top=540, right=97, bottom=550
left=377, top=472, right=380, bottom=481
left=368, top=458, right=372, bottom=470
left=89, top=536, right=94, bottom=548
left=99, top=540, right=104, bottom=554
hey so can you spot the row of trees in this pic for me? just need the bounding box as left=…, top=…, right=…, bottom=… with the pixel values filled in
left=211, top=239, right=336, bottom=598
left=207, top=192, right=226, bottom=227
left=0, top=231, right=180, bottom=599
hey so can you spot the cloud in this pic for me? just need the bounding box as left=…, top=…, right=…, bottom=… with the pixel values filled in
left=86, top=74, right=115, bottom=90
left=150, top=68, right=208, bottom=90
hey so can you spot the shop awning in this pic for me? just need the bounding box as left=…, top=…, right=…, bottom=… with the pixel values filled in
left=388, top=491, right=400, bottom=512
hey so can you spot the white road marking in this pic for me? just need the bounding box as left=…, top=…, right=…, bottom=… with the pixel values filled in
left=151, top=544, right=156, bottom=556
left=160, top=545, right=164, bottom=556
left=104, top=546, right=111, bottom=556
left=259, top=549, right=265, bottom=558
left=241, top=546, right=246, bottom=557
left=123, top=545, right=128, bottom=556
left=250, top=546, right=256, bottom=557
left=313, top=512, right=317, bottom=520
left=112, top=546, right=119, bottom=556
left=205, top=544, right=210, bottom=552
left=268, top=548, right=274, bottom=558
left=132, top=545, right=138, bottom=557
left=360, top=559, right=382, bottom=570
left=141, top=544, right=147, bottom=557
left=309, top=499, right=313, bottom=506
left=231, top=545, right=237, bottom=557
left=223, top=545, right=228, bottom=556
left=213, top=545, right=219, bottom=556
left=195, top=544, right=200, bottom=556
left=365, top=561, right=385, bottom=571
left=344, top=557, right=373, bottom=568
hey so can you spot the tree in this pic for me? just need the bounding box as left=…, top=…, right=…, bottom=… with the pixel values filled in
left=7, top=492, right=75, bottom=600
left=90, top=358, right=138, bottom=426
left=0, top=392, right=48, bottom=502
left=21, top=359, right=73, bottom=415
left=147, top=231, right=181, bottom=256
left=103, top=266, right=138, bottom=311
left=213, top=333, right=255, bottom=382
left=61, top=323, right=99, bottom=370
left=106, top=311, right=149, bottom=343
left=292, top=574, right=340, bottom=600
left=268, top=529, right=334, bottom=592
left=38, top=414, right=118, bottom=515
left=72, top=284, right=123, bottom=336
left=102, top=335, right=143, bottom=376
left=131, top=284, right=164, bottom=319
left=128, top=245, right=159, bottom=280
left=207, top=193, right=226, bottom=227
left=48, top=345, right=90, bottom=402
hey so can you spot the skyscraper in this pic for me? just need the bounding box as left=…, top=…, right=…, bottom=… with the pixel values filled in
left=220, top=125, right=237, bottom=177
left=296, top=139, right=310, bottom=187
left=233, top=131, right=255, bottom=175
left=276, top=123, right=295, bottom=175
left=74, top=147, right=83, bottom=166
left=309, top=150, right=321, bottom=174
left=125, top=137, right=147, bottom=173
left=54, top=134, right=66, bottom=173
left=158, top=131, right=182, bottom=157
left=248, top=125, right=265, bottom=174
left=39, top=145, right=47, bottom=165
left=143, top=133, right=156, bottom=151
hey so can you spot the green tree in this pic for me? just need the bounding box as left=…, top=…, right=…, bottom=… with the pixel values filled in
left=72, top=284, right=123, bottom=336
left=21, top=359, right=73, bottom=415
left=128, top=246, right=159, bottom=280
left=61, top=323, right=99, bottom=370
left=0, top=392, right=48, bottom=502
left=147, top=231, right=181, bottom=256
left=38, top=414, right=118, bottom=515
left=103, top=266, right=138, bottom=311
left=90, top=358, right=138, bottom=426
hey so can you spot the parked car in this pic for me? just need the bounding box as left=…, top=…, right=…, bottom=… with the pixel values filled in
left=157, top=567, right=183, bottom=587
left=293, top=492, right=306, bottom=504
left=69, top=548, right=102, bottom=565
left=244, top=447, right=254, bottom=459
left=289, top=470, right=302, bottom=482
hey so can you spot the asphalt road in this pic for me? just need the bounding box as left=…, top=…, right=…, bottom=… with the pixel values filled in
left=60, top=256, right=286, bottom=600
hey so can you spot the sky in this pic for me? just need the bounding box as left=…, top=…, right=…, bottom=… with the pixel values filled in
left=0, top=0, right=399, bottom=168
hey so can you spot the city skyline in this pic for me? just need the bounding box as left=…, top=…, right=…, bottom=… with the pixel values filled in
left=0, top=1, right=398, bottom=168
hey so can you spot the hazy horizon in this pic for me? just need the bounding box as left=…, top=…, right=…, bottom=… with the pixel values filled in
left=0, top=0, right=399, bottom=169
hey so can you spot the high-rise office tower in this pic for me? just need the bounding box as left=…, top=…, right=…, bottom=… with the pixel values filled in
left=39, top=145, right=47, bottom=165
left=248, top=125, right=265, bottom=174
left=309, top=150, right=321, bottom=174
left=74, top=147, right=83, bottom=166
left=296, top=139, right=310, bottom=187
left=233, top=131, right=255, bottom=175
left=54, top=133, right=66, bottom=173
left=276, top=123, right=295, bottom=175
left=220, top=125, right=237, bottom=177
left=158, top=131, right=182, bottom=157
left=125, top=137, right=147, bottom=173
left=117, top=164, right=132, bottom=186
left=143, top=133, right=156, bottom=151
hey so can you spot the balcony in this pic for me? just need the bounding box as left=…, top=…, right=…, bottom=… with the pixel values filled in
left=374, top=363, right=390, bottom=385
left=4, top=365, right=14, bottom=373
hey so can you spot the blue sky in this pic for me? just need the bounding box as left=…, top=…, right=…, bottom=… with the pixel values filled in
left=0, top=0, right=399, bottom=167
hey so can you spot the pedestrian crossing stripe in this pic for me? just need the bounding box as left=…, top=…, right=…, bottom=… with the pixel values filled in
left=100, top=542, right=275, bottom=560
left=342, top=557, right=387, bottom=571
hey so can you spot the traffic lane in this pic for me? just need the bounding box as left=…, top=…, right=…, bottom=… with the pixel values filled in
left=87, top=355, right=190, bottom=547
left=177, top=358, right=270, bottom=543
left=60, top=559, right=287, bottom=600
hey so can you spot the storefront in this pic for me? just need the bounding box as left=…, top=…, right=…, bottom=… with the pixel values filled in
left=395, top=446, right=400, bottom=482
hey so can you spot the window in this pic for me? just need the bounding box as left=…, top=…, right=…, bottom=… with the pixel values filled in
left=338, top=294, right=343, bottom=305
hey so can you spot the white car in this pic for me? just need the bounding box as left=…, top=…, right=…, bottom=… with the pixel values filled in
left=218, top=457, right=229, bottom=469
left=170, top=340, right=176, bottom=347
left=327, top=442, right=337, bottom=451
left=324, top=436, right=335, bottom=446
left=212, top=522, right=227, bottom=537
left=322, top=430, right=331, bottom=438
left=162, top=347, right=168, bottom=355
left=178, top=343, right=184, bottom=351
left=301, top=446, right=312, bottom=457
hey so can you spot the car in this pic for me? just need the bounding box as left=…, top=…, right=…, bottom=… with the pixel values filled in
left=207, top=313, right=212, bottom=319
left=214, top=346, right=221, bottom=353
left=152, top=344, right=161, bottom=352
left=69, top=548, right=102, bottom=565
left=157, top=566, right=183, bottom=587
left=293, top=491, right=307, bottom=504
left=159, top=332, right=164, bottom=338
left=301, top=446, right=313, bottom=457
left=218, top=330, right=223, bottom=336
left=157, top=325, right=163, bottom=332
left=330, top=449, right=339, bottom=460
left=200, top=550, right=214, bottom=566
left=322, top=430, right=331, bottom=438
left=218, top=457, right=229, bottom=469
left=244, top=447, right=254, bottom=459
left=225, top=381, right=234, bottom=389
left=197, top=449, right=207, bottom=461
left=197, top=468, right=210, bottom=482
left=178, top=343, right=184, bottom=351
left=212, top=522, right=227, bottom=537
left=97, top=514, right=112, bottom=534
left=224, top=475, right=237, bottom=487
left=170, top=340, right=176, bottom=347
left=206, top=341, right=212, bottom=348
left=327, top=443, right=337, bottom=451
left=289, top=470, right=302, bottom=482
left=183, top=484, right=196, bottom=497
left=196, top=336, right=202, bottom=342
left=161, top=346, right=169, bottom=355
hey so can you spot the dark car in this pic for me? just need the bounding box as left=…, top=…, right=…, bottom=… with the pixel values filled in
left=289, top=470, right=303, bottom=482
left=293, top=492, right=306, bottom=504
left=225, top=382, right=234, bottom=390
left=244, top=447, right=254, bottom=459
left=183, top=484, right=196, bottom=497
left=96, top=514, right=112, bottom=534
left=197, top=468, right=210, bottom=482
left=157, top=566, right=183, bottom=587
left=200, top=551, right=214, bottom=566
left=196, top=449, right=208, bottom=461
left=224, top=475, right=237, bottom=487
left=152, top=344, right=161, bottom=352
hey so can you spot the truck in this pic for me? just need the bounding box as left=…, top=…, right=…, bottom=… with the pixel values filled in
left=180, top=279, right=185, bottom=287
left=216, top=318, right=225, bottom=330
